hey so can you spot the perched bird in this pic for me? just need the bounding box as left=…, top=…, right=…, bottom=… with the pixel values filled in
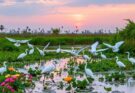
left=82, top=50, right=91, bottom=60
left=115, top=56, right=126, bottom=68
left=56, top=45, right=61, bottom=53
left=27, top=42, right=34, bottom=48
left=17, top=49, right=28, bottom=59
left=103, top=41, right=124, bottom=52
left=85, top=61, right=94, bottom=79
left=100, top=52, right=107, bottom=59
left=29, top=47, right=34, bottom=55
left=41, top=61, right=56, bottom=74
left=126, top=52, right=135, bottom=64
left=6, top=37, right=31, bottom=47
left=36, top=42, right=50, bottom=56
left=89, top=41, right=108, bottom=56
left=0, top=62, right=7, bottom=74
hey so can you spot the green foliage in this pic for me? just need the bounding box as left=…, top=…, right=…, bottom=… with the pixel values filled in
left=28, top=68, right=41, bottom=77
left=51, top=28, right=60, bottom=35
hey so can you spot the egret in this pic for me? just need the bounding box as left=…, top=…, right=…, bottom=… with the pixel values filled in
left=103, top=41, right=124, bottom=52
left=29, top=47, right=34, bottom=55
left=27, top=42, right=34, bottom=48
left=84, top=61, right=94, bottom=79
left=41, top=60, right=57, bottom=85
left=6, top=37, right=31, bottom=47
left=100, top=52, right=107, bottom=59
left=89, top=41, right=108, bottom=56
left=17, top=68, right=28, bottom=74
left=36, top=42, right=50, bottom=56
left=115, top=56, right=126, bottom=68
left=126, top=52, right=135, bottom=64
left=82, top=50, right=91, bottom=60
left=17, top=49, right=28, bottom=59
left=56, top=45, right=61, bottom=53
left=63, top=46, right=88, bottom=57
left=0, top=62, right=7, bottom=74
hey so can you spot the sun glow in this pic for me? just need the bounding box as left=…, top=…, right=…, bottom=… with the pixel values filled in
left=71, top=14, right=85, bottom=22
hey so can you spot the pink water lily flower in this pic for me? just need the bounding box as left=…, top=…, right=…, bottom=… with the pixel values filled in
left=5, top=78, right=15, bottom=83
left=0, top=82, right=6, bottom=86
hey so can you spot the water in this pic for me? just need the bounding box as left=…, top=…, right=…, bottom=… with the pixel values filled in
left=22, top=58, right=135, bottom=93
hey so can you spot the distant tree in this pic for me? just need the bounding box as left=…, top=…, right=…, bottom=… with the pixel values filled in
left=0, top=25, right=4, bottom=32
left=51, top=28, right=60, bottom=35
left=118, top=19, right=135, bottom=39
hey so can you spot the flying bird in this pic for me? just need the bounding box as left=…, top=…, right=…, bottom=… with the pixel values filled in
left=103, top=41, right=124, bottom=52
left=6, top=37, right=31, bottom=47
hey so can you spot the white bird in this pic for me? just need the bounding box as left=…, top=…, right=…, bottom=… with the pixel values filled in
left=82, top=51, right=91, bottom=60
left=126, top=52, right=135, bottom=64
left=103, top=41, right=124, bottom=52
left=0, top=62, right=7, bottom=74
left=29, top=47, right=34, bottom=55
left=56, top=45, right=61, bottom=53
left=89, top=41, right=108, bottom=56
left=63, top=46, right=88, bottom=56
left=27, top=42, right=34, bottom=48
left=85, top=61, right=94, bottom=79
left=6, top=37, right=31, bottom=47
left=17, top=49, right=28, bottom=59
left=115, top=56, right=126, bottom=68
left=17, top=68, right=28, bottom=74
left=36, top=42, right=50, bottom=56
left=100, top=52, right=107, bottom=59
left=41, top=61, right=56, bottom=74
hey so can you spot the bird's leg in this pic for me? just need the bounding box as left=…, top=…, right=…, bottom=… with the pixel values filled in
left=43, top=74, right=46, bottom=86
left=84, top=74, right=90, bottom=84
left=70, top=83, right=74, bottom=93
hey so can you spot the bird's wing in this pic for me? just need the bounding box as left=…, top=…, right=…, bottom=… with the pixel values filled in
left=19, top=39, right=31, bottom=43
left=114, top=41, right=124, bottom=48
left=6, top=37, right=17, bottom=42
left=96, top=48, right=109, bottom=52
left=103, top=43, right=113, bottom=48
left=43, top=42, right=50, bottom=51
left=62, top=49, right=71, bottom=53
left=77, top=46, right=89, bottom=54
left=91, top=41, right=99, bottom=51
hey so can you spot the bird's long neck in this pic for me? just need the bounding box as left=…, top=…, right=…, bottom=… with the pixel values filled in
left=83, top=51, right=84, bottom=55
left=3, top=62, right=6, bottom=68
left=85, top=61, right=87, bottom=69
left=100, top=52, right=102, bottom=55
left=127, top=52, right=130, bottom=59
left=116, top=57, right=119, bottom=62
left=25, top=50, right=28, bottom=54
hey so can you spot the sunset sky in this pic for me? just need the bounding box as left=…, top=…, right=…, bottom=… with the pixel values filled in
left=0, top=0, right=135, bottom=32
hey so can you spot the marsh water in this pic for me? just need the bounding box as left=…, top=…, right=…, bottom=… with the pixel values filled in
left=19, top=58, right=135, bottom=93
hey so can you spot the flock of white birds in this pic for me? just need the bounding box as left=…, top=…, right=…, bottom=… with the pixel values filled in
left=0, top=37, right=135, bottom=80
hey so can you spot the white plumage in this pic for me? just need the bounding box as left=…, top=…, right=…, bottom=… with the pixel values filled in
left=103, top=41, right=124, bottom=52
left=0, top=62, right=7, bottom=74
left=116, top=56, right=126, bottom=68
left=63, top=46, right=88, bottom=56
left=36, top=42, right=50, bottom=56
left=89, top=41, right=108, bottom=55
left=100, top=52, right=107, bottom=59
left=85, top=61, right=94, bottom=78
left=56, top=45, right=61, bottom=53
left=29, top=48, right=34, bottom=55
left=41, top=61, right=56, bottom=74
left=82, top=51, right=91, bottom=60
left=126, top=52, right=135, bottom=64
left=27, top=42, right=34, bottom=48
left=17, top=49, right=28, bottom=59
left=6, top=37, right=31, bottom=47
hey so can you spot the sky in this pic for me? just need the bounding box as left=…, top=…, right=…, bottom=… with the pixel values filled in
left=0, top=0, right=135, bottom=32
